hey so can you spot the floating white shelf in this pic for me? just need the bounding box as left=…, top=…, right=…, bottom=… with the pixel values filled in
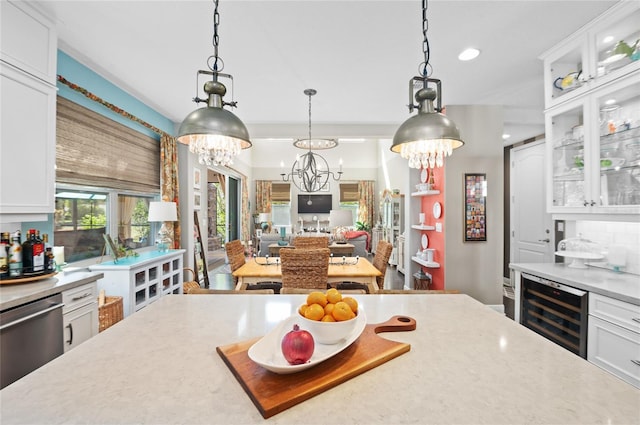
left=411, top=224, right=436, bottom=231
left=410, top=190, right=440, bottom=197
left=411, top=256, right=440, bottom=268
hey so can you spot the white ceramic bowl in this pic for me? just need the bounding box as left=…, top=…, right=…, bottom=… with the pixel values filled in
left=298, top=306, right=361, bottom=345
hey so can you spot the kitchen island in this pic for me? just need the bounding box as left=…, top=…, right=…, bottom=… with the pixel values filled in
left=1, top=294, right=638, bottom=424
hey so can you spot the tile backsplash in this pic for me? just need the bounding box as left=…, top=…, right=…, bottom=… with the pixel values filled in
left=572, top=220, right=640, bottom=275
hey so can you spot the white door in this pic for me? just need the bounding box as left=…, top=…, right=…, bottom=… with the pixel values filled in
left=511, top=140, right=554, bottom=264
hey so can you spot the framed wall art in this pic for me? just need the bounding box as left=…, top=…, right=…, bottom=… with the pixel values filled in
left=194, top=192, right=201, bottom=210
left=463, top=173, right=487, bottom=242
left=193, top=168, right=201, bottom=190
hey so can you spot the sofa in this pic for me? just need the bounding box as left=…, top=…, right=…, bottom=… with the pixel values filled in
left=344, top=231, right=370, bottom=257
left=258, top=233, right=291, bottom=256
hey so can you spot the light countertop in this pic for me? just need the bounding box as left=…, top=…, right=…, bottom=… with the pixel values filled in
left=509, top=262, right=640, bottom=305
left=0, top=270, right=104, bottom=311
left=1, top=294, right=638, bottom=424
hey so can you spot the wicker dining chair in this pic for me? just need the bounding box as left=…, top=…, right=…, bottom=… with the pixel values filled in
left=292, top=236, right=329, bottom=249
left=183, top=268, right=201, bottom=294
left=225, top=239, right=246, bottom=285
left=280, top=287, right=366, bottom=294
left=280, top=247, right=330, bottom=290
left=372, top=240, right=394, bottom=291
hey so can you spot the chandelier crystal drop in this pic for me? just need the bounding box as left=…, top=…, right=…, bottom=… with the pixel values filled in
left=390, top=0, right=464, bottom=169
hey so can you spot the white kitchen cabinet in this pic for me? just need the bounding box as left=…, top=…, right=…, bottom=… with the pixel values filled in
left=546, top=72, right=640, bottom=215
left=542, top=1, right=640, bottom=218
left=62, top=282, right=98, bottom=352
left=540, top=1, right=640, bottom=110
left=382, top=194, right=403, bottom=266
left=0, top=1, right=57, bottom=221
left=89, top=250, right=185, bottom=317
left=588, top=293, right=640, bottom=389
left=397, top=234, right=405, bottom=274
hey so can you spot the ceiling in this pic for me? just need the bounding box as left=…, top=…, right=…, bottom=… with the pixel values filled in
left=36, top=0, right=616, bottom=150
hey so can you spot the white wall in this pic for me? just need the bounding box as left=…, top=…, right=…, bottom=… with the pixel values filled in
left=444, top=105, right=504, bottom=305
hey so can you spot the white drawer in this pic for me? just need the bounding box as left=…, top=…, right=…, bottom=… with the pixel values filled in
left=589, top=293, right=640, bottom=333
left=588, top=315, right=640, bottom=389
left=62, top=282, right=97, bottom=314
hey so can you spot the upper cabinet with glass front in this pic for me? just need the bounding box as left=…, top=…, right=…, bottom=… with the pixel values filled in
left=541, top=1, right=640, bottom=109
left=543, top=2, right=640, bottom=217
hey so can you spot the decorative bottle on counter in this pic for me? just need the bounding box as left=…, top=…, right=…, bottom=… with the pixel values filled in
left=9, top=231, right=22, bottom=277
left=22, top=229, right=45, bottom=275
left=0, top=232, right=10, bottom=278
left=42, top=234, right=54, bottom=272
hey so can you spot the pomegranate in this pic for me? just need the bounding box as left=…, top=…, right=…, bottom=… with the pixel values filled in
left=281, top=324, right=314, bottom=365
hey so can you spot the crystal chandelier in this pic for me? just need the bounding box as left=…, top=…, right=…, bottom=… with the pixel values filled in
left=177, top=0, right=251, bottom=166
left=390, top=0, right=464, bottom=169
left=281, top=89, right=342, bottom=192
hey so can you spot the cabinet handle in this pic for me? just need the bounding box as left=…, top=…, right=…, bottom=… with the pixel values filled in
left=632, top=318, right=640, bottom=324
left=66, top=323, right=73, bottom=346
left=590, top=200, right=596, bottom=206
left=538, top=238, right=550, bottom=243
left=631, top=360, right=640, bottom=367
left=583, top=201, right=589, bottom=207
left=72, top=292, right=92, bottom=301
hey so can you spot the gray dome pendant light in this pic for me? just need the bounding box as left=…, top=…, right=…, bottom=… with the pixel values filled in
left=177, top=0, right=251, bottom=166
left=391, top=0, right=464, bottom=169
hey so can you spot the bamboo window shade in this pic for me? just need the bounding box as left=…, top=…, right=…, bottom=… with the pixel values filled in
left=56, top=96, right=160, bottom=193
left=271, top=183, right=291, bottom=202
left=340, top=183, right=359, bottom=202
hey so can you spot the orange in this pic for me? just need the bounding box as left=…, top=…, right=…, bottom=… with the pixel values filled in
left=298, top=304, right=308, bottom=317
left=326, top=288, right=342, bottom=304
left=306, top=291, right=328, bottom=308
left=321, top=315, right=336, bottom=322
left=324, top=303, right=335, bottom=317
left=304, top=303, right=325, bottom=321
left=342, top=296, right=358, bottom=314
left=332, top=301, right=355, bottom=321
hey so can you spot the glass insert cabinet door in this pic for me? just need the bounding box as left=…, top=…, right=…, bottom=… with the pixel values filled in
left=547, top=74, right=640, bottom=213
left=593, top=77, right=640, bottom=209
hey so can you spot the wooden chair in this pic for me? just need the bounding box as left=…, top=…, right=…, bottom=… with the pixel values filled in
left=225, top=239, right=246, bottom=285
left=372, top=240, right=393, bottom=291
left=280, top=287, right=366, bottom=294
left=187, top=288, right=275, bottom=294
left=182, top=268, right=201, bottom=294
left=280, top=248, right=330, bottom=290
left=292, top=236, right=329, bottom=249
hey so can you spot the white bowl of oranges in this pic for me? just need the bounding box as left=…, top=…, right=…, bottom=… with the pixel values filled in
left=298, top=288, right=360, bottom=344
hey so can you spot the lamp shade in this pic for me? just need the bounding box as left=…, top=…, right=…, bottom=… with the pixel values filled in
left=258, top=213, right=271, bottom=223
left=329, top=209, right=353, bottom=228
left=148, top=202, right=177, bottom=222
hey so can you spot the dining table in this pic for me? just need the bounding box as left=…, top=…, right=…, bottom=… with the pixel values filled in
left=233, top=256, right=381, bottom=293
left=1, top=293, right=638, bottom=424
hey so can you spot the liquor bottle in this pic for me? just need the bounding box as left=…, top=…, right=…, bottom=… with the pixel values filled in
left=0, top=232, right=10, bottom=278
left=42, top=234, right=54, bottom=272
left=9, top=231, right=22, bottom=277
left=22, top=229, right=45, bottom=274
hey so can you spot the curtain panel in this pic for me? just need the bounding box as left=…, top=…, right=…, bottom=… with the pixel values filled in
left=255, top=181, right=272, bottom=214
left=358, top=180, right=375, bottom=228
left=160, top=134, right=181, bottom=248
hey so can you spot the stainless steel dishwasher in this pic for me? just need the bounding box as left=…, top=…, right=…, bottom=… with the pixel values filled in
left=1, top=293, right=64, bottom=389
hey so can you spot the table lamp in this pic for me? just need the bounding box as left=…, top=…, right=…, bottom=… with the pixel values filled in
left=148, top=201, right=177, bottom=252
left=329, top=209, right=353, bottom=244
left=258, top=213, right=271, bottom=232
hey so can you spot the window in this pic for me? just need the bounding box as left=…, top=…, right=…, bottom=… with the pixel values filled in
left=339, top=183, right=359, bottom=225
left=271, top=183, right=291, bottom=228
left=54, top=186, right=156, bottom=262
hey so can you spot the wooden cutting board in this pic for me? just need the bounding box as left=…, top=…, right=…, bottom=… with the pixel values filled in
left=216, top=315, right=416, bottom=419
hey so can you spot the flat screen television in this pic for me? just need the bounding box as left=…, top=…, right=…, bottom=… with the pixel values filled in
left=297, top=194, right=332, bottom=214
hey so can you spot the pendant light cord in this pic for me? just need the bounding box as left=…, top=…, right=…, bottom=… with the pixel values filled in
left=210, top=0, right=223, bottom=72
left=420, top=0, right=432, bottom=78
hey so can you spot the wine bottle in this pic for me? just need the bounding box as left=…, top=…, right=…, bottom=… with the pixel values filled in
left=22, top=229, right=45, bottom=274
left=9, top=231, right=22, bottom=277
left=0, top=232, right=10, bottom=278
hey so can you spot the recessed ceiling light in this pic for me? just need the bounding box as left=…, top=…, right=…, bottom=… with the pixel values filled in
left=603, top=35, right=614, bottom=44
left=502, top=134, right=511, bottom=140
left=458, top=48, right=480, bottom=61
